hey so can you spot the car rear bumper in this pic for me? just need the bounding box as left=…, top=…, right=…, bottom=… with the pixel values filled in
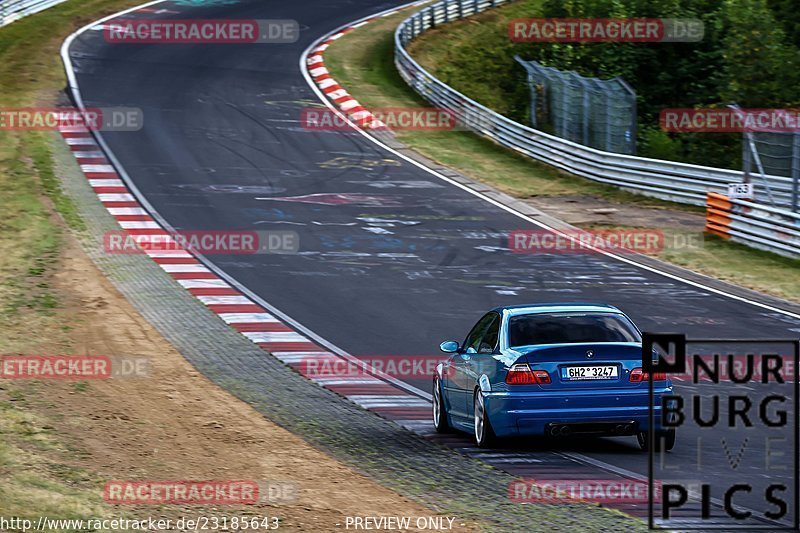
left=484, top=388, right=672, bottom=438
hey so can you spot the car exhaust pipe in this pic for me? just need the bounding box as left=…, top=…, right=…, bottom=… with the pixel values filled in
left=560, top=426, right=571, bottom=437
left=613, top=424, right=625, bottom=434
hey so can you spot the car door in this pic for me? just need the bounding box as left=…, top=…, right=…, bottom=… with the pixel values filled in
left=449, top=313, right=496, bottom=421
left=465, top=313, right=501, bottom=418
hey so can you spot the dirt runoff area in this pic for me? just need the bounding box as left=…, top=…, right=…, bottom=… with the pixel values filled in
left=2, top=233, right=473, bottom=532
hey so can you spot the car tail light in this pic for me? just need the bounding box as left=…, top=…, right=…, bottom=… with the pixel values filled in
left=629, top=367, right=667, bottom=382
left=506, top=363, right=550, bottom=385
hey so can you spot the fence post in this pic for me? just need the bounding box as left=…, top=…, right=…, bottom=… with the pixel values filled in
left=630, top=93, right=637, bottom=155
left=792, top=133, right=800, bottom=213
left=529, top=74, right=538, bottom=128
left=741, top=135, right=752, bottom=184
left=581, top=80, right=590, bottom=147
left=560, top=80, right=569, bottom=139
left=605, top=92, right=613, bottom=152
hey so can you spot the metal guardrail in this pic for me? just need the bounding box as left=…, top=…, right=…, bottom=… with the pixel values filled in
left=706, top=193, right=800, bottom=259
left=393, top=0, right=797, bottom=209
left=0, top=0, right=68, bottom=27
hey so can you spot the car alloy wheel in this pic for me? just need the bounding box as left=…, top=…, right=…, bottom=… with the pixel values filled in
left=473, top=391, right=496, bottom=448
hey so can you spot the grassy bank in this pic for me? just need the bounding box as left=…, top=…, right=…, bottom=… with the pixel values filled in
left=0, top=0, right=144, bottom=525
left=323, top=9, right=800, bottom=303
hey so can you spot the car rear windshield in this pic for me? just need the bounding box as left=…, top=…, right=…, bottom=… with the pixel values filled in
left=508, top=313, right=641, bottom=347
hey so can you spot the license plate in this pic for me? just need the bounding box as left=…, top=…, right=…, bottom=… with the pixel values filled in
left=561, top=365, right=618, bottom=381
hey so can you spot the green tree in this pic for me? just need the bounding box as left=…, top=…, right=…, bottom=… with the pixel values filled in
left=713, top=0, right=800, bottom=106
left=766, top=0, right=800, bottom=48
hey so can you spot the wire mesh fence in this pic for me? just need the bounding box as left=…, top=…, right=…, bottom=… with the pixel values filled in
left=747, top=132, right=800, bottom=212
left=515, top=57, right=637, bottom=155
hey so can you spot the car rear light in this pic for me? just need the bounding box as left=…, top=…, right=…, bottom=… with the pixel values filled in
left=506, top=363, right=550, bottom=385
left=629, top=367, right=667, bottom=382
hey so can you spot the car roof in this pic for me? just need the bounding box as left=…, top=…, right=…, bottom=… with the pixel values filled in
left=495, top=303, right=623, bottom=316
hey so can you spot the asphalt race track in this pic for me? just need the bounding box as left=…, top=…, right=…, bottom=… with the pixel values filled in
left=67, top=0, right=800, bottom=526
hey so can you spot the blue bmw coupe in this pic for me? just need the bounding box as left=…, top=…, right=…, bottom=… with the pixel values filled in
left=433, top=303, right=675, bottom=449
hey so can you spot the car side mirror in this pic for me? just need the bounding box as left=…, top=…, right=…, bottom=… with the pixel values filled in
left=439, top=341, right=460, bottom=353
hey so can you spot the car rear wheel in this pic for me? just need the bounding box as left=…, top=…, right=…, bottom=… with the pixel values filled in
left=637, top=429, right=676, bottom=451
left=432, top=377, right=450, bottom=433
left=473, top=391, right=496, bottom=448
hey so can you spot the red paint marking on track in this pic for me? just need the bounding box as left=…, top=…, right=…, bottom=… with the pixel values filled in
left=101, top=201, right=140, bottom=208
left=150, top=256, right=201, bottom=264
left=327, top=384, right=401, bottom=395
left=206, top=303, right=265, bottom=314
left=231, top=322, right=293, bottom=332
left=168, top=271, right=218, bottom=280
left=258, top=342, right=323, bottom=353
left=86, top=172, right=119, bottom=179
left=187, top=287, right=242, bottom=296
left=369, top=407, right=430, bottom=419
left=92, top=186, right=129, bottom=194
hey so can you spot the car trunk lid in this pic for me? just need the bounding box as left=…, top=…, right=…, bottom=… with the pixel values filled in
left=516, top=342, right=647, bottom=390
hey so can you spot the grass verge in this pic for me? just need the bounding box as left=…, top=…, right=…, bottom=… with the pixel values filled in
left=323, top=9, right=800, bottom=303
left=0, top=0, right=146, bottom=525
